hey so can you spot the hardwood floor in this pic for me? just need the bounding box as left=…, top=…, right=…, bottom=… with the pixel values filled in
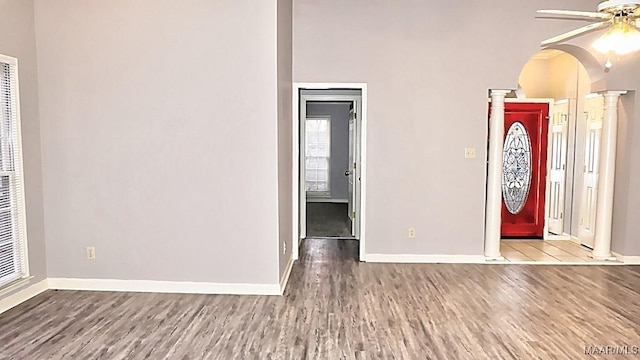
left=501, top=240, right=617, bottom=263
left=1, top=238, right=640, bottom=359
left=306, top=202, right=352, bottom=238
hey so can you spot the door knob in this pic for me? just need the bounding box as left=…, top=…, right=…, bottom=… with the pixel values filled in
left=344, top=170, right=350, bottom=176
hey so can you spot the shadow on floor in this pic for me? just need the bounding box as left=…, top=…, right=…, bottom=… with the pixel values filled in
left=299, top=238, right=359, bottom=264
left=306, top=202, right=352, bottom=238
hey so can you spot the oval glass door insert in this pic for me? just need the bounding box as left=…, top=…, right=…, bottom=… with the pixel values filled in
left=502, top=121, right=532, bottom=214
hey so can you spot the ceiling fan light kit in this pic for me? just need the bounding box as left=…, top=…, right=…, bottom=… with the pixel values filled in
left=538, top=0, right=640, bottom=59
left=593, top=17, right=640, bottom=55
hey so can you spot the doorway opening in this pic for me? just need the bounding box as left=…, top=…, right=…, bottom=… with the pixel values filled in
left=487, top=48, right=625, bottom=264
left=292, top=84, right=367, bottom=261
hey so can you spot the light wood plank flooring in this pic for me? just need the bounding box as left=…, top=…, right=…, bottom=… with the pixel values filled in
left=1, top=239, right=640, bottom=359
left=501, top=240, right=619, bottom=264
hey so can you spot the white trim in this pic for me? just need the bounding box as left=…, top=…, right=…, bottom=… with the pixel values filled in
left=0, top=55, right=30, bottom=285
left=489, top=260, right=625, bottom=265
left=365, top=254, right=487, bottom=264
left=306, top=198, right=348, bottom=203
left=0, top=276, right=34, bottom=297
left=292, top=83, right=368, bottom=262
left=292, top=86, right=300, bottom=260
left=545, top=234, right=571, bottom=240
left=359, top=85, right=368, bottom=258
left=0, top=279, right=48, bottom=315
left=0, top=54, right=17, bottom=66
left=48, top=278, right=282, bottom=296
left=612, top=252, right=640, bottom=265
left=279, top=255, right=294, bottom=294
left=365, top=254, right=626, bottom=265
left=564, top=233, right=581, bottom=244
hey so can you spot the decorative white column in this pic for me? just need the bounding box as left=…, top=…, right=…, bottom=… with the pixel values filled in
left=485, top=90, right=510, bottom=260
left=593, top=91, right=626, bottom=260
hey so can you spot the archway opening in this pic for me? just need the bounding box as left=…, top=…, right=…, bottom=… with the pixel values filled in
left=498, top=48, right=602, bottom=263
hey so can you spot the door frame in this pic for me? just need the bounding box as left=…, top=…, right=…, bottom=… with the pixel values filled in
left=502, top=98, right=557, bottom=241
left=292, top=83, right=368, bottom=261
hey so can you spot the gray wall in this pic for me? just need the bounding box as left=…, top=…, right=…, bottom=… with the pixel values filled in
left=0, top=0, right=47, bottom=300
left=294, top=0, right=640, bottom=256
left=35, top=0, right=281, bottom=284
left=277, top=0, right=293, bottom=281
left=306, top=102, right=350, bottom=201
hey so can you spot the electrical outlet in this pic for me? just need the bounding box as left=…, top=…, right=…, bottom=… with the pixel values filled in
left=86, top=246, right=96, bottom=260
left=408, top=228, right=416, bottom=239
left=283, top=241, right=287, bottom=254
left=464, top=148, right=477, bottom=159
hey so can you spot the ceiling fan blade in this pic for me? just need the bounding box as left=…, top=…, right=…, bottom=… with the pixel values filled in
left=537, top=10, right=612, bottom=19
left=535, top=15, right=603, bottom=22
left=541, top=22, right=609, bottom=45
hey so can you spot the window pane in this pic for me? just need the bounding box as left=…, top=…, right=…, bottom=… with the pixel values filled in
left=305, top=118, right=330, bottom=195
left=306, top=169, right=317, bottom=181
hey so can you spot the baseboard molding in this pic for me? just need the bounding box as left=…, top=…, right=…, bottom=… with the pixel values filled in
left=0, top=279, right=49, bottom=315
left=306, top=198, right=348, bottom=203
left=612, top=252, right=640, bottom=265
left=545, top=234, right=571, bottom=240
left=564, top=233, right=581, bottom=245
left=48, top=278, right=281, bottom=296
left=279, top=255, right=295, bottom=294
left=365, top=254, right=486, bottom=264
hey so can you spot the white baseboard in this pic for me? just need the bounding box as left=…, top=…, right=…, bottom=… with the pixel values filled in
left=564, top=233, right=581, bottom=245
left=0, top=279, right=49, bottom=315
left=612, top=252, right=640, bottom=265
left=545, top=234, right=570, bottom=240
left=48, top=278, right=281, bottom=296
left=306, top=198, right=348, bottom=203
left=279, top=255, right=295, bottom=294
left=364, top=254, right=486, bottom=264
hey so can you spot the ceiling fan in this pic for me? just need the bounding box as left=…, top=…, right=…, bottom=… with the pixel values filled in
left=538, top=0, right=640, bottom=55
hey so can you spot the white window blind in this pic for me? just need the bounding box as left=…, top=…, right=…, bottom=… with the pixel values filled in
left=0, top=55, right=28, bottom=288
left=305, top=117, right=330, bottom=195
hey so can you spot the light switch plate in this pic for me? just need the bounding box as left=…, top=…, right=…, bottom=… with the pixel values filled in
left=465, top=148, right=476, bottom=159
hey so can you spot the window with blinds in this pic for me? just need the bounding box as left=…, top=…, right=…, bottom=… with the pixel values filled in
left=0, top=55, right=28, bottom=289
left=305, top=117, right=331, bottom=196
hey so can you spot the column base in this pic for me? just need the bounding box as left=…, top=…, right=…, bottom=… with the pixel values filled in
left=485, top=255, right=505, bottom=261
left=589, top=253, right=617, bottom=261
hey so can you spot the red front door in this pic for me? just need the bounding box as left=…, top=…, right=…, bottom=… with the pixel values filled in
left=501, top=103, right=548, bottom=238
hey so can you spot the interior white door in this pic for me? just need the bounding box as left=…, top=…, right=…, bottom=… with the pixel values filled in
left=578, top=95, right=604, bottom=248
left=547, top=99, right=570, bottom=235
left=348, top=103, right=356, bottom=236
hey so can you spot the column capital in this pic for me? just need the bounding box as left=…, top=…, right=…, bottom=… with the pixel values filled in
left=490, top=89, right=511, bottom=98
left=600, top=90, right=627, bottom=97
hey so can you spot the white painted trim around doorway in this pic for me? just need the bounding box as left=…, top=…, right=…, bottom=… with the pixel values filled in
left=292, top=83, right=368, bottom=262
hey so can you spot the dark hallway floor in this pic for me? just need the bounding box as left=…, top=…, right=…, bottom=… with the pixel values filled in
left=306, top=202, right=352, bottom=238
left=2, top=239, right=640, bottom=359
